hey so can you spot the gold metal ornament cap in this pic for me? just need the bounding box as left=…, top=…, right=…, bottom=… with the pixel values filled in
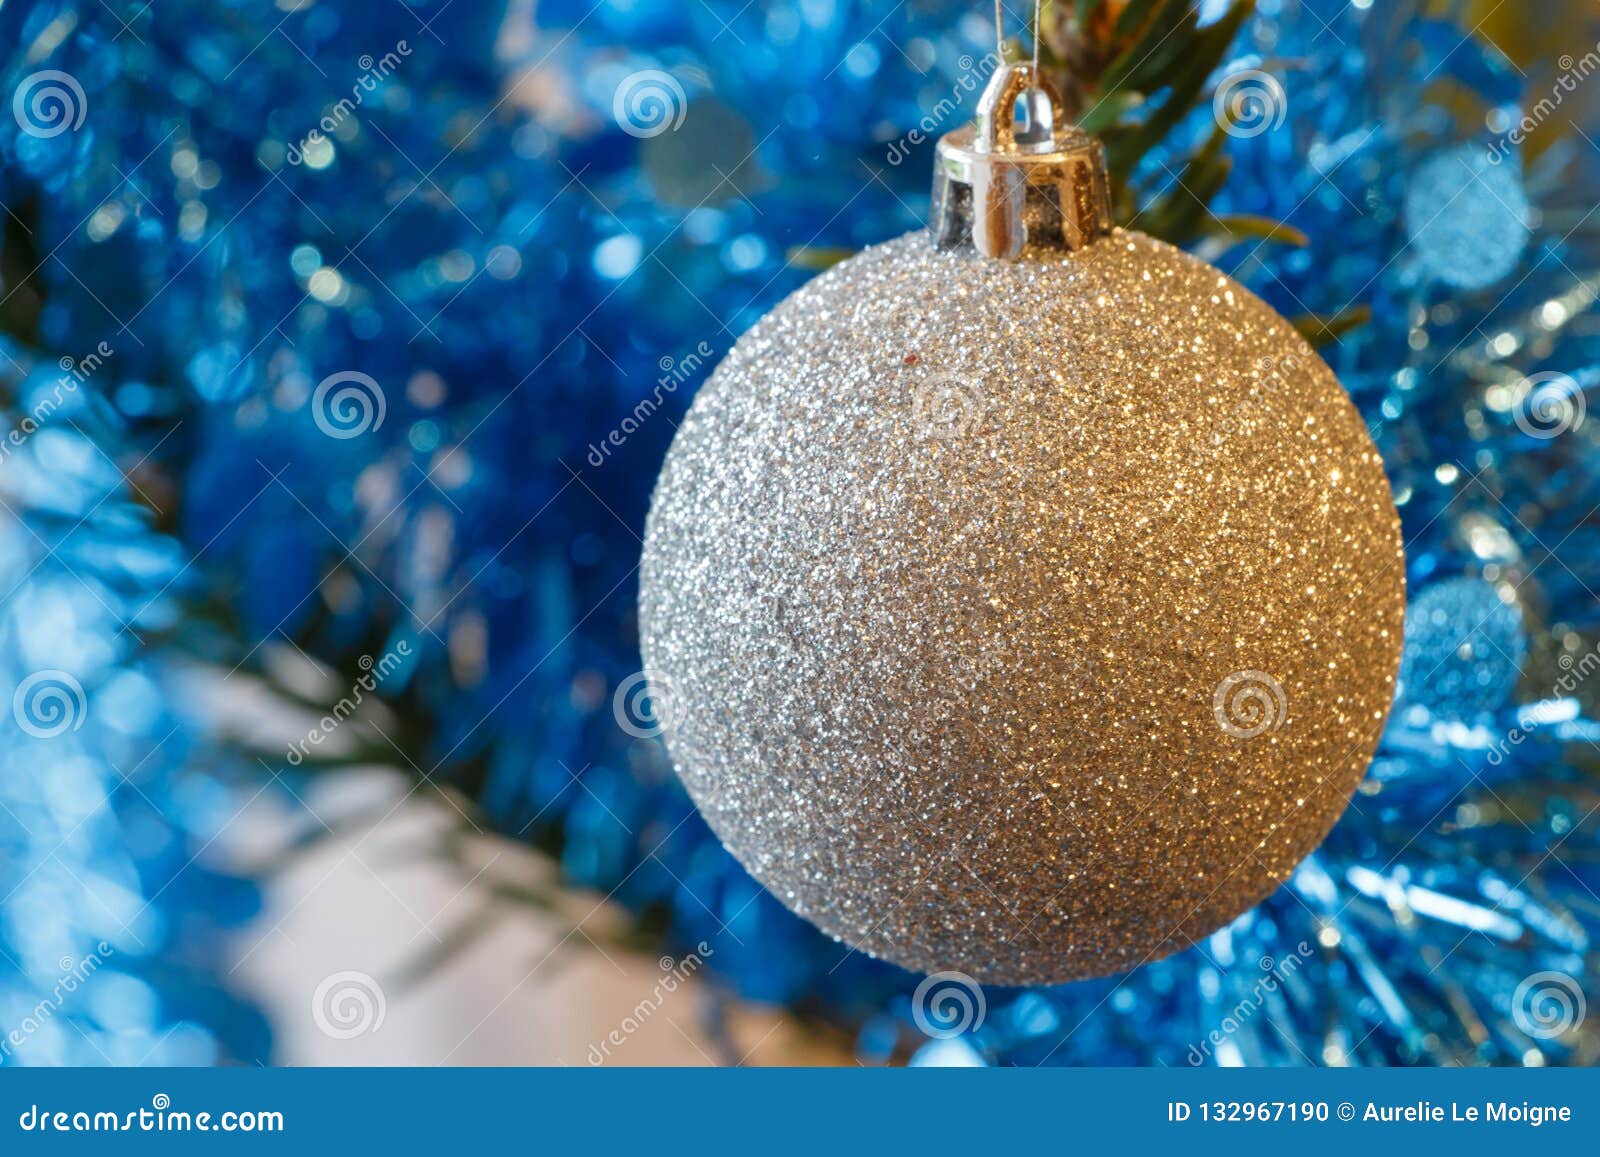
left=930, top=62, right=1114, bottom=259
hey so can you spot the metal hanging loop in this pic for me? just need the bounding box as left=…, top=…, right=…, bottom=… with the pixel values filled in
left=930, top=62, right=1114, bottom=260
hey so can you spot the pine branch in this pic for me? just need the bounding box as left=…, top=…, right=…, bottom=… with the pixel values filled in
left=1039, top=0, right=1299, bottom=249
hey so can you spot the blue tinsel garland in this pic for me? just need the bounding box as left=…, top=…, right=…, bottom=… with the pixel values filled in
left=0, top=347, right=266, bottom=1063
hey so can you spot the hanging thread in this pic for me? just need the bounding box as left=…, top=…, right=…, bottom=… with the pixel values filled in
left=1033, top=0, right=1042, bottom=71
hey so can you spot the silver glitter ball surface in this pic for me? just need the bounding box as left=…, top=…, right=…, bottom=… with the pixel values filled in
left=640, top=229, right=1405, bottom=985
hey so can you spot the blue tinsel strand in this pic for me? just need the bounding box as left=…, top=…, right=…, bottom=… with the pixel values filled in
left=0, top=346, right=266, bottom=1064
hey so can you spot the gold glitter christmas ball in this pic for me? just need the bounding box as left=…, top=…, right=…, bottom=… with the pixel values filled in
left=639, top=68, right=1404, bottom=985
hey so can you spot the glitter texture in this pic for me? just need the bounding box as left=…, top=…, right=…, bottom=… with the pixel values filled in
left=1404, top=146, right=1530, bottom=291
left=639, top=229, right=1405, bottom=985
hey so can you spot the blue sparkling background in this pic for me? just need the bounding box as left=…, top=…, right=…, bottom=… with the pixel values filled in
left=1, top=0, right=1598, bottom=1066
